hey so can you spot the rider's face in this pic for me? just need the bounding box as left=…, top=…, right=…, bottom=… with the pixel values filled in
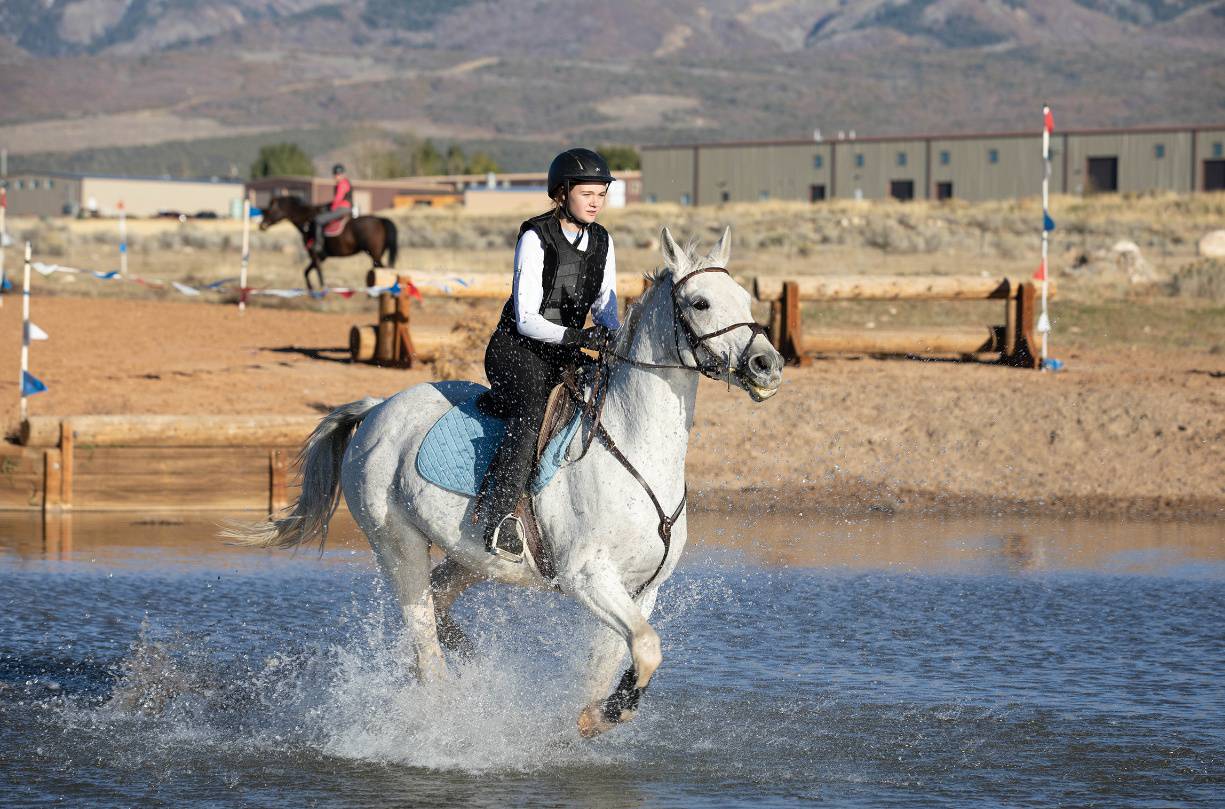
left=565, top=183, right=608, bottom=224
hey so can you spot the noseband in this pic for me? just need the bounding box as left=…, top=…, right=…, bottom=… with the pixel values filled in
left=614, top=266, right=768, bottom=382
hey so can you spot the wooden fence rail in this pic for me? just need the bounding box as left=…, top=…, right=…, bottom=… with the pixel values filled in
left=756, top=275, right=1055, bottom=368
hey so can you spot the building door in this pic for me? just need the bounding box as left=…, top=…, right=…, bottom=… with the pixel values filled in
left=889, top=180, right=915, bottom=201
left=1205, top=160, right=1225, bottom=191
left=935, top=182, right=953, bottom=200
left=809, top=184, right=826, bottom=202
left=352, top=190, right=373, bottom=215
left=1086, top=157, right=1118, bottom=193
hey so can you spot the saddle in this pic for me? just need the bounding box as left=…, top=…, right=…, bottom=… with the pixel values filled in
left=415, top=377, right=586, bottom=579
left=323, top=214, right=350, bottom=238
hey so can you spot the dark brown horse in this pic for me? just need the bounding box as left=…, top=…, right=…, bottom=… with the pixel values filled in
left=258, top=195, right=398, bottom=291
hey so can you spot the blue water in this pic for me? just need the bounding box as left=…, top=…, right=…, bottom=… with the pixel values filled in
left=1, top=513, right=1222, bottom=807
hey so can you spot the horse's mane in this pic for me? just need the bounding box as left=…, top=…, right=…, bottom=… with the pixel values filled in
left=614, top=237, right=705, bottom=356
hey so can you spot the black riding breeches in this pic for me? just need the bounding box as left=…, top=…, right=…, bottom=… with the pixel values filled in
left=479, top=325, right=577, bottom=525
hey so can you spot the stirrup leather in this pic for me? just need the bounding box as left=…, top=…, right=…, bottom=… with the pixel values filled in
left=489, top=514, right=525, bottom=563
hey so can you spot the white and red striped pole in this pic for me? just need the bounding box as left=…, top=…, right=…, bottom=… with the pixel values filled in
left=118, top=199, right=128, bottom=278
left=239, top=198, right=250, bottom=313
left=20, top=242, right=31, bottom=423
left=1038, top=105, right=1053, bottom=364
left=0, top=187, right=7, bottom=309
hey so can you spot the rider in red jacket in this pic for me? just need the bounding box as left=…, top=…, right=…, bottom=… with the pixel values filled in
left=312, top=164, right=352, bottom=260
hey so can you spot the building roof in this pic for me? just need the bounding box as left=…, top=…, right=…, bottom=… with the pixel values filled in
left=642, top=124, right=1225, bottom=151
left=4, top=170, right=243, bottom=184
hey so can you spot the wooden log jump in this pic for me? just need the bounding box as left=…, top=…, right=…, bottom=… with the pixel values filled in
left=758, top=274, right=1055, bottom=369
left=353, top=269, right=649, bottom=367
left=16, top=415, right=320, bottom=513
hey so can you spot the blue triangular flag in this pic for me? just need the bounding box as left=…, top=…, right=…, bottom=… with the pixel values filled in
left=249, top=207, right=262, bottom=216
left=1, top=277, right=11, bottom=291
left=1043, top=212, right=1056, bottom=232
left=22, top=371, right=47, bottom=396
left=94, top=270, right=119, bottom=279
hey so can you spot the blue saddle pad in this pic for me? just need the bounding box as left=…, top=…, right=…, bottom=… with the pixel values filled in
left=416, top=381, right=582, bottom=497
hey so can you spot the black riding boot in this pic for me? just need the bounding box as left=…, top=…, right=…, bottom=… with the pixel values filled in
left=479, top=410, right=543, bottom=559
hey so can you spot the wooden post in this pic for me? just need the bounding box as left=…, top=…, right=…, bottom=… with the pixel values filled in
left=1003, top=282, right=1039, bottom=368
left=375, top=292, right=396, bottom=364
left=43, top=448, right=62, bottom=512
left=269, top=449, right=289, bottom=513
left=59, top=420, right=74, bottom=509
left=393, top=284, right=416, bottom=368
left=768, top=300, right=783, bottom=352
left=1002, top=278, right=1017, bottom=358
left=781, top=281, right=809, bottom=366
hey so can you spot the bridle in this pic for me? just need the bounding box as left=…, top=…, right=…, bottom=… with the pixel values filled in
left=612, top=266, right=768, bottom=385
left=563, top=263, right=768, bottom=597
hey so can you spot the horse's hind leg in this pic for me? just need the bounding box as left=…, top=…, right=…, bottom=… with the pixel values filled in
left=429, top=557, right=482, bottom=657
left=368, top=518, right=448, bottom=681
left=567, top=556, right=662, bottom=738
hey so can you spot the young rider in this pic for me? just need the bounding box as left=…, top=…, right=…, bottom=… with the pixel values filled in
left=478, top=148, right=620, bottom=559
left=312, top=163, right=352, bottom=260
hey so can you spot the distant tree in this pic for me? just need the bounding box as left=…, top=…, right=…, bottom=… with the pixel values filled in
left=444, top=144, right=467, bottom=175
left=598, top=144, right=640, bottom=171
left=465, top=151, right=499, bottom=174
left=412, top=140, right=443, bottom=175
left=249, top=143, right=313, bottom=178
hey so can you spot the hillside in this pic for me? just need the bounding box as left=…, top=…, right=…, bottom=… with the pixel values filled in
left=1, top=0, right=1223, bottom=176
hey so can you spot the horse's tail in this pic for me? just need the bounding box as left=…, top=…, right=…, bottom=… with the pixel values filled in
left=382, top=218, right=398, bottom=268
left=222, top=397, right=384, bottom=551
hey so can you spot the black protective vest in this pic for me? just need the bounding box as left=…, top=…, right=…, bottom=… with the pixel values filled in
left=499, top=211, right=609, bottom=335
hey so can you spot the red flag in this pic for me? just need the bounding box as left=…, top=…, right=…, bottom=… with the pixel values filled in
left=1033, top=259, right=1047, bottom=281
left=336, top=289, right=355, bottom=299
left=1043, top=107, right=1054, bottom=134
left=405, top=280, right=423, bottom=302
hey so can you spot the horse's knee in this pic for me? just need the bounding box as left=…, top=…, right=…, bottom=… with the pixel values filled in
left=630, top=625, right=661, bottom=689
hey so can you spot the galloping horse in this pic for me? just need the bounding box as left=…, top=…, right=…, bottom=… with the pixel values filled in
left=229, top=227, right=784, bottom=737
left=258, top=195, right=398, bottom=291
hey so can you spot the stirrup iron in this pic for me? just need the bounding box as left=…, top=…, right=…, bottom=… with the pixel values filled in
left=488, top=514, right=525, bottom=563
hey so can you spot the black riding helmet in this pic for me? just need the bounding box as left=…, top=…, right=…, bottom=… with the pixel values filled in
left=332, top=163, right=345, bottom=175
left=547, top=148, right=614, bottom=199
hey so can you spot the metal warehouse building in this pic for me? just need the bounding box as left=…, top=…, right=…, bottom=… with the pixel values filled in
left=642, top=125, right=1225, bottom=205
left=1, top=172, right=245, bottom=218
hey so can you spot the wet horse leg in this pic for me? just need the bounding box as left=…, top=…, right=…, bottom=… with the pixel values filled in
left=568, top=556, right=662, bottom=737
left=429, top=557, right=482, bottom=657
left=368, top=518, right=448, bottom=681
left=578, top=581, right=661, bottom=736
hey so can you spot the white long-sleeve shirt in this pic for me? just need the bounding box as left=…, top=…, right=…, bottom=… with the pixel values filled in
left=512, top=227, right=620, bottom=343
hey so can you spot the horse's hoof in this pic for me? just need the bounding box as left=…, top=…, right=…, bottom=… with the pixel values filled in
left=577, top=703, right=634, bottom=739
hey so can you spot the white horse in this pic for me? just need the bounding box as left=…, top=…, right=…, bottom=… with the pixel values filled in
left=230, top=227, right=784, bottom=737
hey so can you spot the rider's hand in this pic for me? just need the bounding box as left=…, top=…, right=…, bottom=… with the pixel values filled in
left=579, top=325, right=611, bottom=352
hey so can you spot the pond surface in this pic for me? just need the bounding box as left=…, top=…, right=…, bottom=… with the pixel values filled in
left=1, top=511, right=1222, bottom=807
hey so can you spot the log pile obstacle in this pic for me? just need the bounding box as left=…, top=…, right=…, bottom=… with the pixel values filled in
left=350, top=269, right=650, bottom=367
left=755, top=275, right=1056, bottom=368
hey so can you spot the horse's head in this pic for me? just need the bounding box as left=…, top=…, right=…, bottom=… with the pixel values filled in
left=642, top=226, right=783, bottom=401
left=258, top=196, right=306, bottom=231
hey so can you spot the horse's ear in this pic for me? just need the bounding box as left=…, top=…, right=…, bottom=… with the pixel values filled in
left=707, top=225, right=732, bottom=268
left=660, top=227, right=686, bottom=273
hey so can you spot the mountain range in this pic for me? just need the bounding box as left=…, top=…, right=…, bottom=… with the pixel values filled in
left=1, top=0, right=1222, bottom=176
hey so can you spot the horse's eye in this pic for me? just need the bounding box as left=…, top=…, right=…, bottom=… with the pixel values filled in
left=692, top=298, right=710, bottom=311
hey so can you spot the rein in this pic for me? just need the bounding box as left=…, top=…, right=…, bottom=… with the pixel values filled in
left=567, top=264, right=764, bottom=597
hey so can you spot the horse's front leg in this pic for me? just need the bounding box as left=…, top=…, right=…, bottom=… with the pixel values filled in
left=565, top=554, right=662, bottom=738
left=578, top=580, right=661, bottom=737
left=303, top=260, right=324, bottom=292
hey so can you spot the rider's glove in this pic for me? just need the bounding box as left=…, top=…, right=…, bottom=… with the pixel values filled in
left=579, top=325, right=612, bottom=352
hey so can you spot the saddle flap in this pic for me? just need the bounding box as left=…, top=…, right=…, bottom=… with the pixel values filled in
left=323, top=214, right=350, bottom=237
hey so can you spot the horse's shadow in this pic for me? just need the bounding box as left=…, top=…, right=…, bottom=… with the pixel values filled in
left=266, top=345, right=351, bottom=365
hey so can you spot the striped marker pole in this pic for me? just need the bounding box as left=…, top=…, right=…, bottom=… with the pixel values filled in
left=239, top=198, right=251, bottom=313
left=0, top=188, right=6, bottom=309
left=20, top=242, right=30, bottom=423
left=1039, top=105, right=1052, bottom=364
left=118, top=200, right=128, bottom=278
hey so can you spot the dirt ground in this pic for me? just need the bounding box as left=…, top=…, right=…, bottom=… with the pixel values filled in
left=3, top=293, right=1221, bottom=520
